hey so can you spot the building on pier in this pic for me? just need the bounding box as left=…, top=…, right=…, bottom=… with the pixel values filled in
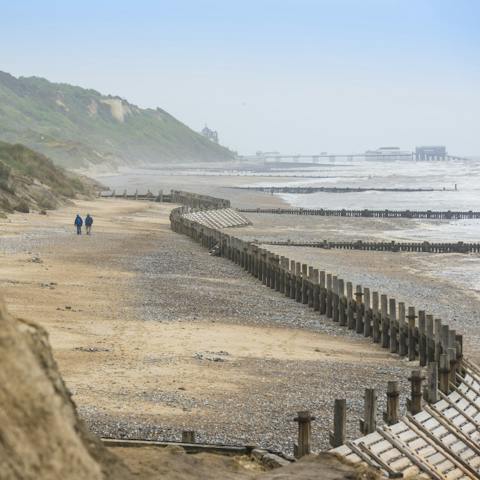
left=415, top=145, right=447, bottom=160
left=364, top=147, right=412, bottom=161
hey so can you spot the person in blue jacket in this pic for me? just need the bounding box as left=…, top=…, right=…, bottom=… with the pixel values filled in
left=74, top=214, right=83, bottom=235
left=85, top=214, right=93, bottom=235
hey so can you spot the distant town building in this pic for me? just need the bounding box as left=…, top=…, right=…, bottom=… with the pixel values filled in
left=415, top=146, right=447, bottom=161
left=364, top=147, right=412, bottom=160
left=201, top=125, right=219, bottom=143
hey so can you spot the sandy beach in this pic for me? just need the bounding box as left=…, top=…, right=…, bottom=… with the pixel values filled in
left=0, top=198, right=415, bottom=453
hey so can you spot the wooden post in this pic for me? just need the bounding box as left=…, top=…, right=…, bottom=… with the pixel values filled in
left=383, top=381, right=400, bottom=425
left=338, top=279, right=346, bottom=326
left=332, top=276, right=339, bottom=322
left=294, top=411, right=315, bottom=458
left=425, top=361, right=438, bottom=404
left=434, top=318, right=442, bottom=362
left=346, top=282, right=354, bottom=329
left=389, top=298, right=398, bottom=353
left=355, top=285, right=364, bottom=334
left=407, top=307, right=416, bottom=361
left=301, top=264, right=308, bottom=304
left=329, top=399, right=346, bottom=448
left=359, top=388, right=377, bottom=435
left=398, top=302, right=407, bottom=356
left=381, top=295, right=389, bottom=348
left=319, top=271, right=326, bottom=314
left=407, top=370, right=424, bottom=415
left=426, top=315, right=435, bottom=362
left=363, top=287, right=372, bottom=337
left=418, top=310, right=427, bottom=366
left=312, top=269, right=320, bottom=311
left=326, top=274, right=333, bottom=318
left=182, top=430, right=196, bottom=443
left=307, top=266, right=314, bottom=308
left=290, top=260, right=296, bottom=300
left=296, top=263, right=303, bottom=303
left=439, top=353, right=450, bottom=394
left=372, top=292, right=380, bottom=343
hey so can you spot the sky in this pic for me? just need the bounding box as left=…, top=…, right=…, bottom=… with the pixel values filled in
left=0, top=0, right=479, bottom=155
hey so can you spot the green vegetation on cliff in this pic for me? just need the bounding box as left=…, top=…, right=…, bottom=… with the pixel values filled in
left=0, top=71, right=234, bottom=169
left=0, top=141, right=95, bottom=213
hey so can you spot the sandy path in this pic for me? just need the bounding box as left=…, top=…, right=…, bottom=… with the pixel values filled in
left=0, top=199, right=413, bottom=453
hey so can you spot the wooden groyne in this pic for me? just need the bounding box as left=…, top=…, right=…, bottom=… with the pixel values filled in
left=263, top=240, right=480, bottom=254
left=169, top=192, right=480, bottom=478
left=238, top=207, right=480, bottom=219
left=232, top=186, right=454, bottom=194
left=100, top=189, right=171, bottom=202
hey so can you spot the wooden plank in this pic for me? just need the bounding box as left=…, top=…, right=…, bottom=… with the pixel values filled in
left=376, top=427, right=444, bottom=480
left=404, top=416, right=478, bottom=478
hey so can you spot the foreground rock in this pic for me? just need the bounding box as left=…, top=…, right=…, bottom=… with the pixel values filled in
left=0, top=298, right=132, bottom=480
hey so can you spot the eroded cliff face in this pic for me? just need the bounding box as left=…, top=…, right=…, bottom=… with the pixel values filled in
left=0, top=299, right=132, bottom=480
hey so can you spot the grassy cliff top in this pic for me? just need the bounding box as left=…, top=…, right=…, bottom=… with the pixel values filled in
left=0, top=71, right=235, bottom=169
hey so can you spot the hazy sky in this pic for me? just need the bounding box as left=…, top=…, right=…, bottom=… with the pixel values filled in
left=1, top=0, right=479, bottom=155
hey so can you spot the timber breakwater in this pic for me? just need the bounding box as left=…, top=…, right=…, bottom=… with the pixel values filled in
left=238, top=207, right=480, bottom=220
left=170, top=191, right=480, bottom=479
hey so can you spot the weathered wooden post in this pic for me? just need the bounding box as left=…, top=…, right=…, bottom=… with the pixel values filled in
left=307, top=266, right=314, bottom=308
left=338, top=279, right=346, bottom=326
left=355, top=285, right=364, bottom=334
left=360, top=388, right=377, bottom=435
left=182, top=430, right=196, bottom=443
left=425, top=361, right=438, bottom=404
left=363, top=287, right=372, bottom=337
left=294, top=411, right=315, bottom=458
left=418, top=310, right=427, bottom=366
left=383, top=381, right=400, bottom=425
left=319, top=271, right=326, bottom=314
left=407, top=370, right=424, bottom=415
left=290, top=260, right=296, bottom=300
left=326, top=274, right=333, bottom=318
left=372, top=292, right=380, bottom=343
left=398, top=302, right=407, bottom=356
left=346, top=282, right=355, bottom=329
left=426, top=315, right=435, bottom=362
left=302, top=264, right=309, bottom=304
left=407, top=307, right=416, bottom=361
left=439, top=353, right=450, bottom=394
left=434, top=318, right=442, bottom=362
left=329, top=399, right=346, bottom=448
left=312, top=269, right=320, bottom=311
left=296, top=263, right=303, bottom=303
left=389, top=298, right=398, bottom=353
left=332, top=276, right=339, bottom=322
left=381, top=295, right=389, bottom=348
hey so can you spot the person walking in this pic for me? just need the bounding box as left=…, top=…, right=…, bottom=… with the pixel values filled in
left=74, top=214, right=83, bottom=235
left=85, top=213, right=93, bottom=235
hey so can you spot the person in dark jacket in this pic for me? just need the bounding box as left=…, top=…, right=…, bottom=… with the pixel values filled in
left=74, top=214, right=83, bottom=235
left=85, top=214, right=93, bottom=235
